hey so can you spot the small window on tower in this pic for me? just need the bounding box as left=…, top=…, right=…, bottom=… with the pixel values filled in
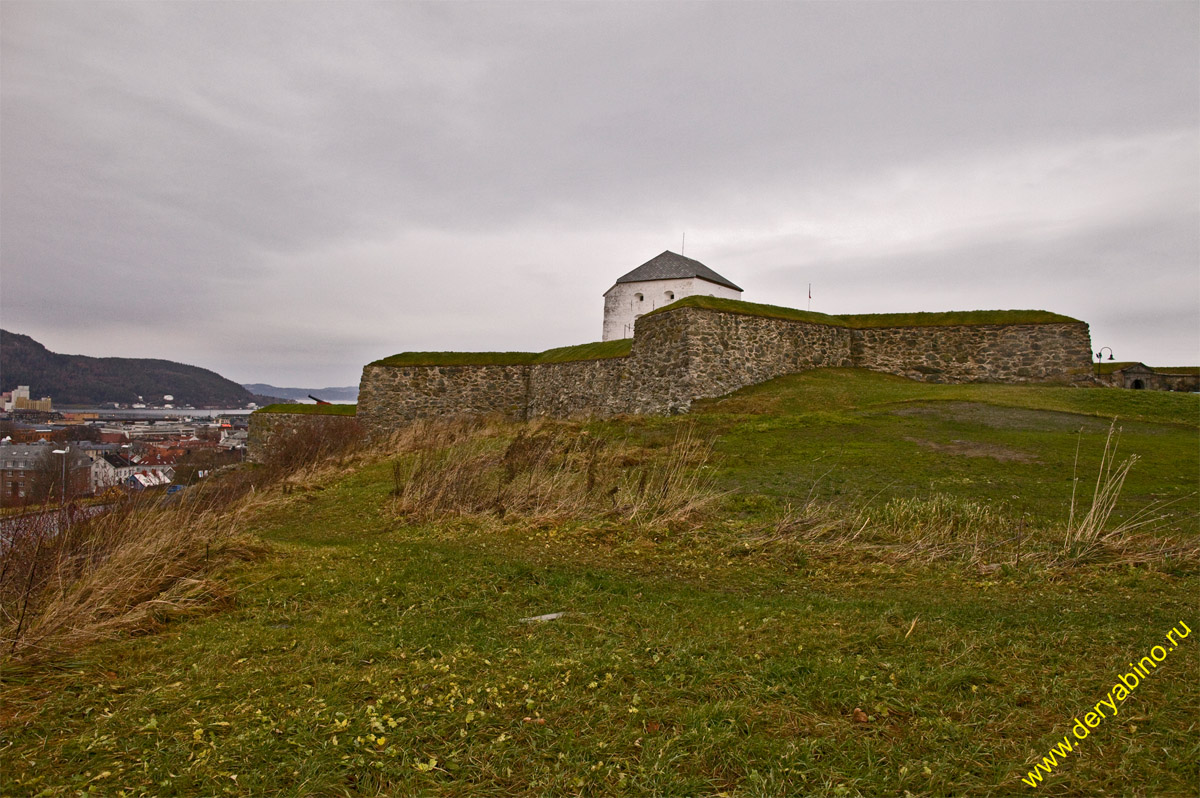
left=634, top=293, right=643, bottom=302
left=664, top=291, right=675, bottom=301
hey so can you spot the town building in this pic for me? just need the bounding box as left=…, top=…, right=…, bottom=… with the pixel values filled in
left=76, top=442, right=125, bottom=458
left=127, top=469, right=174, bottom=490
left=0, top=441, right=91, bottom=506
left=4, top=385, right=53, bottom=412
left=219, top=428, right=248, bottom=451
left=91, top=452, right=139, bottom=492
left=0, top=424, right=63, bottom=444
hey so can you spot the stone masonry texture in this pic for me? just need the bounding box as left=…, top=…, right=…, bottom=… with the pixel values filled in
left=247, top=412, right=362, bottom=464
left=851, top=323, right=1095, bottom=384
left=354, top=306, right=1094, bottom=439
left=357, top=364, right=528, bottom=434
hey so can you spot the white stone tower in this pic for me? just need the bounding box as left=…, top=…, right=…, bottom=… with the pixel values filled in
left=602, top=251, right=743, bottom=341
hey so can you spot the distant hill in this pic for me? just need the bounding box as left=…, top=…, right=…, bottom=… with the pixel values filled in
left=242, top=383, right=359, bottom=403
left=0, top=330, right=284, bottom=407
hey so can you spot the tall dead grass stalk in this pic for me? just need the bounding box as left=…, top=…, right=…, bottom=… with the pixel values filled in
left=1061, top=421, right=1169, bottom=564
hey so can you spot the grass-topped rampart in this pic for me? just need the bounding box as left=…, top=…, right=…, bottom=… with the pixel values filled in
left=255, top=403, right=357, bottom=416
left=369, top=338, right=632, bottom=368
left=1102, top=364, right=1199, bottom=376
left=1095, top=361, right=1142, bottom=375
left=642, top=294, right=1082, bottom=327
left=1095, top=362, right=1199, bottom=376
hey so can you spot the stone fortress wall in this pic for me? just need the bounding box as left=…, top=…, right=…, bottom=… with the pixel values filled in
left=355, top=299, right=1094, bottom=437
left=247, top=410, right=361, bottom=464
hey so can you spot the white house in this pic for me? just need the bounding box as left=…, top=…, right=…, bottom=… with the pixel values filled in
left=90, top=452, right=138, bottom=492
left=127, top=469, right=174, bottom=490
left=602, top=251, right=743, bottom=341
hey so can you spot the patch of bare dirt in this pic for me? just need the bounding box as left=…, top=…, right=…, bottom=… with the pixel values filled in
left=890, top=401, right=1110, bottom=432
left=905, top=437, right=1039, bottom=463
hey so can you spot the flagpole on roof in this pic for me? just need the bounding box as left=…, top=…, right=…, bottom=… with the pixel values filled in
left=681, top=231, right=685, bottom=255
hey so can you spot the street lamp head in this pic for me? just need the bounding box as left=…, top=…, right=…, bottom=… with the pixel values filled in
left=52, top=448, right=68, bottom=455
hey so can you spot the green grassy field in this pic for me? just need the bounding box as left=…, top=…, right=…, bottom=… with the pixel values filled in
left=2, top=370, right=1196, bottom=797
left=694, top=370, right=1197, bottom=531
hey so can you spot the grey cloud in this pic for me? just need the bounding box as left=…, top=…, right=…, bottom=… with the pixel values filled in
left=746, top=211, right=1198, bottom=365
left=2, top=1, right=1196, bottom=384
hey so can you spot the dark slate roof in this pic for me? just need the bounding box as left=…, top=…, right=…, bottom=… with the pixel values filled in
left=102, top=453, right=135, bottom=468
left=614, top=251, right=743, bottom=292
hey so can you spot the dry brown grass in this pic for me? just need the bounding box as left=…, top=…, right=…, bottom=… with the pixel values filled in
left=388, top=418, right=721, bottom=530
left=730, top=491, right=1019, bottom=568
left=262, top=415, right=365, bottom=479
left=0, top=495, right=267, bottom=662
left=0, top=415, right=363, bottom=664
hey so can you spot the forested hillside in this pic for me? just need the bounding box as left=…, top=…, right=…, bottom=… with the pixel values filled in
left=1, top=330, right=281, bottom=407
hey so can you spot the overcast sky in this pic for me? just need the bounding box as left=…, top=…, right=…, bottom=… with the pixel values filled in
left=2, top=1, right=1197, bottom=387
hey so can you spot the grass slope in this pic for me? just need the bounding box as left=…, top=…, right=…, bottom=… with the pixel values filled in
left=697, top=370, right=1198, bottom=527
left=2, top=370, right=1196, bottom=797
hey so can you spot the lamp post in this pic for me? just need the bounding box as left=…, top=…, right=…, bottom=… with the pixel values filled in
left=120, top=442, right=135, bottom=494
left=51, top=446, right=69, bottom=507
left=1094, top=347, right=1114, bottom=376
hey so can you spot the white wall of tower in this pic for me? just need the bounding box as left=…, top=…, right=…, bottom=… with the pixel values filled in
left=602, top=277, right=741, bottom=341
